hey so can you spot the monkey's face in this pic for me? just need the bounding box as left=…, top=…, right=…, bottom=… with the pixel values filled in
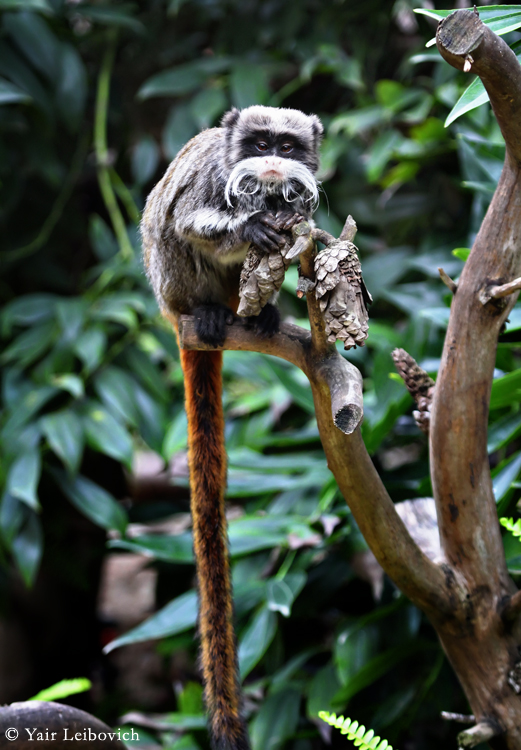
left=222, top=106, right=323, bottom=210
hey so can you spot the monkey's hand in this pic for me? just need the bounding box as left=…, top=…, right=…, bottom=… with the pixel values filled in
left=241, top=211, right=302, bottom=253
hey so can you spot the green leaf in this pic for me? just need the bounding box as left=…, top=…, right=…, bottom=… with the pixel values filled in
left=445, top=77, right=489, bottom=127
left=40, top=410, right=84, bottom=474
left=493, top=452, right=521, bottom=505
left=490, top=370, right=521, bottom=410
left=73, top=328, right=107, bottom=372
left=1, top=320, right=56, bottom=368
left=452, top=247, right=471, bottom=261
left=103, top=590, right=197, bottom=653
left=75, top=4, right=144, bottom=33
left=238, top=605, right=277, bottom=678
left=0, top=77, right=31, bottom=105
left=94, top=367, right=140, bottom=426
left=163, top=411, right=188, bottom=459
left=250, top=687, right=301, bottom=750
left=29, top=677, right=92, bottom=702
left=51, top=374, right=84, bottom=399
left=55, top=472, right=127, bottom=534
left=82, top=404, right=133, bottom=468
left=108, top=533, right=194, bottom=563
left=333, top=641, right=430, bottom=705
left=230, top=62, right=269, bottom=108
left=6, top=449, right=41, bottom=510
left=131, top=135, right=160, bottom=185
left=138, top=61, right=213, bottom=100
left=55, top=43, right=87, bottom=129
left=267, top=573, right=306, bottom=617
left=335, top=625, right=380, bottom=685
left=162, top=103, right=198, bottom=160
left=12, top=510, right=43, bottom=587
left=0, top=492, right=25, bottom=547
left=488, top=412, right=521, bottom=454
left=0, top=293, right=56, bottom=333
left=265, top=361, right=315, bottom=414
left=190, top=87, right=227, bottom=129
left=3, top=11, right=60, bottom=82
left=0, top=0, right=53, bottom=11
left=307, top=664, right=342, bottom=718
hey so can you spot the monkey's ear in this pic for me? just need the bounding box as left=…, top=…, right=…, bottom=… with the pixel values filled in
left=221, top=108, right=241, bottom=130
left=309, top=114, right=324, bottom=141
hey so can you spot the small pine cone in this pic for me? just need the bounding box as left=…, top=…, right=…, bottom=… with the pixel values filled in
left=237, top=241, right=291, bottom=317
left=392, top=348, right=435, bottom=435
left=314, top=239, right=372, bottom=349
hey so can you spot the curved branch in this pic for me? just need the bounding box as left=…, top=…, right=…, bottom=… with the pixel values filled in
left=431, top=9, right=521, bottom=592
left=178, top=317, right=363, bottom=434
left=0, top=702, right=126, bottom=749
left=179, top=315, right=455, bottom=615
left=437, top=9, right=521, bottom=164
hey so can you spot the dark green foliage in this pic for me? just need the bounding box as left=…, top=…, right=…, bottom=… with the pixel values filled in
left=1, top=1, right=521, bottom=749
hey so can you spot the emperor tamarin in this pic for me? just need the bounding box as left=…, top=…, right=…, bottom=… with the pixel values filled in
left=141, top=105, right=323, bottom=750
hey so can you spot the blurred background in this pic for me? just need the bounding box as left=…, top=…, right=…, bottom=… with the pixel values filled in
left=1, top=0, right=520, bottom=748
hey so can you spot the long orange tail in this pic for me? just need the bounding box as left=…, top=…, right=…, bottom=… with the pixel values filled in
left=180, top=348, right=250, bottom=750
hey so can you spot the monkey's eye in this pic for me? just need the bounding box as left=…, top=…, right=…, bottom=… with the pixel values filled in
left=280, top=143, right=293, bottom=154
left=256, top=141, right=268, bottom=152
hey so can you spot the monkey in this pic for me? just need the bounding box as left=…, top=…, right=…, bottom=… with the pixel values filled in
left=141, top=105, right=323, bottom=750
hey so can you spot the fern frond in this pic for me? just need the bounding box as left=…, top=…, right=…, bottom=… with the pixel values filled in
left=318, top=711, right=394, bottom=750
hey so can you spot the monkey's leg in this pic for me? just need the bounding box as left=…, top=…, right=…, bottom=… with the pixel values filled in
left=246, top=302, right=280, bottom=337
left=192, top=304, right=235, bottom=347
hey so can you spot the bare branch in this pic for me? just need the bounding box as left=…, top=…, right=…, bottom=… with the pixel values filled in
left=0, top=702, right=126, bottom=749
left=481, top=276, right=521, bottom=305
left=430, top=9, right=521, bottom=591
left=441, top=712, right=475, bottom=724
left=179, top=315, right=454, bottom=614
left=457, top=721, right=501, bottom=748
left=438, top=266, right=458, bottom=294
left=437, top=9, right=521, bottom=164
left=178, top=317, right=364, bottom=435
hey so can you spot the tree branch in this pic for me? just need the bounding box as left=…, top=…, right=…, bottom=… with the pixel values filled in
left=179, top=318, right=453, bottom=614
left=457, top=720, right=501, bottom=748
left=179, top=317, right=364, bottom=435
left=430, top=10, right=521, bottom=593
left=0, top=702, right=126, bottom=749
left=437, top=9, right=521, bottom=164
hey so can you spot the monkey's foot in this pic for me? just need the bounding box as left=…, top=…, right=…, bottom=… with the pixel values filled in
left=193, top=304, right=234, bottom=347
left=248, top=303, right=280, bottom=337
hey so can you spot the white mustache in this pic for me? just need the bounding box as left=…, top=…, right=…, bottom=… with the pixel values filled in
left=225, top=156, right=320, bottom=210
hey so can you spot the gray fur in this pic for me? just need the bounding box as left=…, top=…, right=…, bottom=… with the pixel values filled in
left=141, top=105, right=323, bottom=317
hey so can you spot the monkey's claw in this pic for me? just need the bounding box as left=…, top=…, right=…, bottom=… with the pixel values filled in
left=248, top=303, right=280, bottom=337
left=193, top=304, right=234, bottom=347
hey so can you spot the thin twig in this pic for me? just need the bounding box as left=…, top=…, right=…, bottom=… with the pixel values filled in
left=457, top=721, right=500, bottom=748
left=438, top=266, right=458, bottom=294
left=441, top=712, right=475, bottom=724
left=487, top=276, right=521, bottom=300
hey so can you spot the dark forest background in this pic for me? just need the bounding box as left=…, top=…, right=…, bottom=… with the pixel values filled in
left=1, top=1, right=521, bottom=748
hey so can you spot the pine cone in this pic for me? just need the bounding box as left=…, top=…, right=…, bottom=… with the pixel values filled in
left=237, top=241, right=291, bottom=317
left=314, top=239, right=372, bottom=349
left=392, top=348, right=435, bottom=435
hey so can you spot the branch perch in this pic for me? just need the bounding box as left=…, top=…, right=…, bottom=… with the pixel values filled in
left=457, top=721, right=500, bottom=748
left=0, top=702, right=126, bottom=749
